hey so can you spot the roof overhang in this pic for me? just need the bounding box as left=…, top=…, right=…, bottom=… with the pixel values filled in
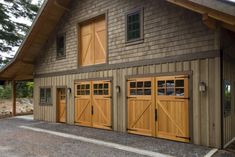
left=0, top=0, right=235, bottom=81
left=167, top=0, right=235, bottom=32
left=0, top=0, right=71, bottom=81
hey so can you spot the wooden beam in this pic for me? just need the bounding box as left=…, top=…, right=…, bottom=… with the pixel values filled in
left=20, top=60, right=34, bottom=65
left=166, top=0, right=235, bottom=32
left=12, top=80, right=16, bottom=116
left=202, top=14, right=217, bottom=30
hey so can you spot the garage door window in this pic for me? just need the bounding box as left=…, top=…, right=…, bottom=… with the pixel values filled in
left=76, top=84, right=90, bottom=95
left=94, top=83, right=109, bottom=95
left=157, top=79, right=185, bottom=96
left=129, top=81, right=151, bottom=96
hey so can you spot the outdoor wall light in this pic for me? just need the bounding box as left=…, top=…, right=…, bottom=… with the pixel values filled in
left=67, top=88, right=72, bottom=94
left=199, top=81, right=206, bottom=92
left=116, top=85, right=121, bottom=93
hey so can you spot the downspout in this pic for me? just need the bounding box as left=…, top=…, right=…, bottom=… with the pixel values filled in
left=220, top=48, right=224, bottom=148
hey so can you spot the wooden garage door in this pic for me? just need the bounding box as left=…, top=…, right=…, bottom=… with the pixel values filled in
left=80, top=15, right=106, bottom=66
left=156, top=76, right=189, bottom=142
left=75, top=82, right=92, bottom=127
left=75, top=80, right=112, bottom=130
left=127, top=78, right=154, bottom=136
left=92, top=81, right=112, bottom=130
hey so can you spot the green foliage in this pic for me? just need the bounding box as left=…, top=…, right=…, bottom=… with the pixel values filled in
left=0, top=83, right=12, bottom=99
left=16, top=81, right=34, bottom=98
left=0, top=81, right=34, bottom=99
left=0, top=0, right=43, bottom=66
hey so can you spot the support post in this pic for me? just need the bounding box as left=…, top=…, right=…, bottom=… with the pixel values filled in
left=12, top=80, right=16, bottom=116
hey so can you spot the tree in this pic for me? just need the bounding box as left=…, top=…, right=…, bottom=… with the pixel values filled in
left=0, top=0, right=43, bottom=66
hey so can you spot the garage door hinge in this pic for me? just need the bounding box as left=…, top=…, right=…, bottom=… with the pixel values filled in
left=155, top=109, right=158, bottom=121
left=176, top=135, right=191, bottom=140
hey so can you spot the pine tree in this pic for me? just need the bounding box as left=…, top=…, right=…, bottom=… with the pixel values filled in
left=0, top=0, right=42, bottom=66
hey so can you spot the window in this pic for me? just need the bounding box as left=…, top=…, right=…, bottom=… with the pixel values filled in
left=80, top=15, right=106, bottom=66
left=126, top=8, right=143, bottom=42
left=40, top=88, right=52, bottom=105
left=129, top=80, right=151, bottom=96
left=56, top=34, right=66, bottom=59
left=157, top=79, right=185, bottom=97
left=76, top=83, right=90, bottom=96
left=93, top=82, right=109, bottom=95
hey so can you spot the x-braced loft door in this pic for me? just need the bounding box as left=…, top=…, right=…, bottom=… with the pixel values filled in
left=75, top=80, right=112, bottom=130
left=127, top=75, right=189, bottom=142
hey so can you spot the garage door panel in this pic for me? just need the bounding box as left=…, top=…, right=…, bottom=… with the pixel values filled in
left=127, top=78, right=154, bottom=136
left=156, top=76, right=189, bottom=142
left=92, top=98, right=111, bottom=129
left=75, top=98, right=92, bottom=126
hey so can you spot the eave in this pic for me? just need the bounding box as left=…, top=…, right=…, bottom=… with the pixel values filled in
left=0, top=0, right=71, bottom=81
left=167, top=0, right=235, bottom=32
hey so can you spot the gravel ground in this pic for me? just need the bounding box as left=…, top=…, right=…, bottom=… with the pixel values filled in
left=0, top=116, right=227, bottom=157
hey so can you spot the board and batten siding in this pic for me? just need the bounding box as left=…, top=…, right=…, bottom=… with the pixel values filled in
left=223, top=59, right=235, bottom=146
left=34, top=0, right=218, bottom=75
left=34, top=57, right=221, bottom=148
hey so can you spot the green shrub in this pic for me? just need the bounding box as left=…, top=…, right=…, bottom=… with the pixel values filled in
left=0, top=83, right=12, bottom=99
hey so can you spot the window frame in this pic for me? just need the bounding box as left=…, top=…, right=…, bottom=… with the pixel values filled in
left=56, top=33, right=66, bottom=60
left=125, top=7, right=144, bottom=44
left=39, top=87, right=53, bottom=106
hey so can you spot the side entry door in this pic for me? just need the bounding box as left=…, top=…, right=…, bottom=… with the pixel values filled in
left=57, top=88, right=66, bottom=123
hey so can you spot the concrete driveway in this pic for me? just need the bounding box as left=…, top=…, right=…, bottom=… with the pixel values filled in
left=0, top=115, right=228, bottom=157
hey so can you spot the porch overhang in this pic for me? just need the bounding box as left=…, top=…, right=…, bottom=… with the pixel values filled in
left=0, top=0, right=71, bottom=81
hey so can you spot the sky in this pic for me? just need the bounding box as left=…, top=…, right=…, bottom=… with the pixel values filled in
left=0, top=0, right=42, bottom=59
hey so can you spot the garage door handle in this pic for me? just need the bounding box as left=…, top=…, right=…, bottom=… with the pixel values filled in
left=155, top=109, right=158, bottom=121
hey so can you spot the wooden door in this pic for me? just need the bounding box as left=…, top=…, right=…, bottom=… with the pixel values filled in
left=94, top=17, right=106, bottom=64
left=92, top=81, right=112, bottom=130
left=156, top=76, right=189, bottom=142
left=75, top=82, right=92, bottom=127
left=127, top=78, right=154, bottom=136
left=80, top=22, right=94, bottom=66
left=57, top=88, right=66, bottom=123
left=80, top=15, right=106, bottom=66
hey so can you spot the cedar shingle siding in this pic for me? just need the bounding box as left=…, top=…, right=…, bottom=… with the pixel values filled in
left=35, top=0, right=218, bottom=74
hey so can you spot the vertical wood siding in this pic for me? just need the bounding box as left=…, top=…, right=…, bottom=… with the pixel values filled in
left=34, top=57, right=221, bottom=147
left=223, top=60, right=235, bottom=146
